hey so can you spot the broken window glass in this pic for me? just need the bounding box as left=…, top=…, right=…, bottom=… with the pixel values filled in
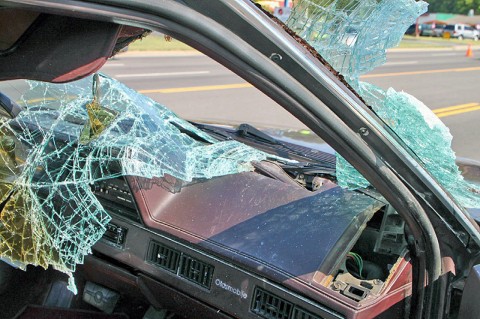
left=287, top=0, right=427, bottom=84
left=0, top=74, right=268, bottom=292
left=287, top=0, right=480, bottom=208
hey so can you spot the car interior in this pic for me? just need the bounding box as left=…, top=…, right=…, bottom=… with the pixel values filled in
left=0, top=6, right=416, bottom=319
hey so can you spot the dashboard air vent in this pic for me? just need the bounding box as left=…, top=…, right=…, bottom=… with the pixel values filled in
left=179, top=254, right=214, bottom=289
left=292, top=307, right=323, bottom=319
left=146, top=241, right=180, bottom=273
left=251, top=287, right=293, bottom=319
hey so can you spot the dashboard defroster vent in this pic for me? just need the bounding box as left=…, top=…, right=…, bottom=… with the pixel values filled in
left=147, top=241, right=180, bottom=273
left=252, top=287, right=293, bottom=319
left=179, top=254, right=214, bottom=289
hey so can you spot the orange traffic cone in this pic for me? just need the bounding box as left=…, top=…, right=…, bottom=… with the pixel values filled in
left=466, top=44, right=473, bottom=57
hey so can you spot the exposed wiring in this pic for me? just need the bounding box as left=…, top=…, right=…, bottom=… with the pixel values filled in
left=347, top=252, right=363, bottom=278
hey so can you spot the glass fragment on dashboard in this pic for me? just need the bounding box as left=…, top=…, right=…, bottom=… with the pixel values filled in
left=0, top=74, right=267, bottom=293
left=286, top=0, right=480, bottom=208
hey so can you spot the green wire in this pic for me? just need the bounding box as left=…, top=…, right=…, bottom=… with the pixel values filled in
left=348, top=252, right=363, bottom=278
left=354, top=253, right=364, bottom=277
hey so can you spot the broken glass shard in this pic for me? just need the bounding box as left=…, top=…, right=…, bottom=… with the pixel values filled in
left=287, top=0, right=428, bottom=83
left=0, top=74, right=268, bottom=292
left=287, top=0, right=480, bottom=207
left=335, top=153, right=369, bottom=190
left=360, top=82, right=480, bottom=208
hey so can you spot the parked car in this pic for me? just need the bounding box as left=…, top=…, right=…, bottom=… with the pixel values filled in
left=432, top=23, right=447, bottom=37
left=443, top=23, right=479, bottom=40
left=0, top=1, right=479, bottom=319
left=405, top=23, right=436, bottom=36
left=419, top=23, right=435, bottom=36
left=405, top=23, right=419, bottom=35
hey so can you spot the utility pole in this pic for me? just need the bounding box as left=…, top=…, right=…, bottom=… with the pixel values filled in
left=415, top=16, right=420, bottom=37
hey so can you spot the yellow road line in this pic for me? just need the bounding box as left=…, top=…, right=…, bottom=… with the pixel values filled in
left=18, top=97, right=57, bottom=104
left=361, top=66, right=480, bottom=79
left=432, top=103, right=479, bottom=114
left=17, top=96, right=77, bottom=105
left=434, top=104, right=480, bottom=118
left=19, top=84, right=480, bottom=119
left=137, top=81, right=480, bottom=118
left=139, top=83, right=252, bottom=94
left=140, top=66, right=480, bottom=93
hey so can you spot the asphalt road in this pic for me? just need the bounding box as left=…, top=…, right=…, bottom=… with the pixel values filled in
left=101, top=49, right=480, bottom=161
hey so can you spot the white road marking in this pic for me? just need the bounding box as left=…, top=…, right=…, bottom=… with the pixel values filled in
left=431, top=53, right=460, bottom=57
left=115, top=71, right=210, bottom=78
left=383, top=61, right=418, bottom=66
left=102, top=63, right=125, bottom=67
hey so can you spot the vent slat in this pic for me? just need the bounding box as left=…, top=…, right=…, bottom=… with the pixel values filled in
left=292, top=307, right=323, bottom=319
left=251, top=288, right=326, bottom=319
left=179, top=255, right=214, bottom=289
left=251, top=287, right=293, bottom=319
left=146, top=241, right=180, bottom=273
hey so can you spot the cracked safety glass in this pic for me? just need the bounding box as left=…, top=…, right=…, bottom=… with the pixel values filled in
left=0, top=74, right=267, bottom=292
left=287, top=0, right=480, bottom=208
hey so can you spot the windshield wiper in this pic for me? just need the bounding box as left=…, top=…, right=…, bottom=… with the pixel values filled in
left=171, top=121, right=213, bottom=144
left=190, top=122, right=232, bottom=141
left=237, top=123, right=279, bottom=145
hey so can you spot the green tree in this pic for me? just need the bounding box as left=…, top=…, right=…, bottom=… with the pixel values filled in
left=426, top=0, right=480, bottom=14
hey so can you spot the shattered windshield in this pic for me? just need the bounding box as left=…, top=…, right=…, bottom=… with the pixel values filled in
left=286, top=0, right=480, bottom=208
left=0, top=74, right=267, bottom=292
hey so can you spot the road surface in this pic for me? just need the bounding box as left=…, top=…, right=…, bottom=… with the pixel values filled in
left=101, top=49, right=480, bottom=161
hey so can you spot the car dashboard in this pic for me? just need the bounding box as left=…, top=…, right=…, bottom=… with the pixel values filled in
left=88, top=168, right=412, bottom=319
left=0, top=83, right=413, bottom=319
